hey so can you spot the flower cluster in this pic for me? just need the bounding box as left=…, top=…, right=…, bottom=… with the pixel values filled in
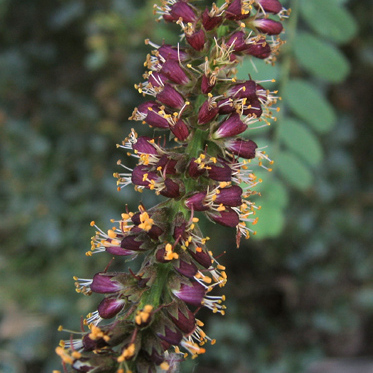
left=55, top=1, right=287, bottom=372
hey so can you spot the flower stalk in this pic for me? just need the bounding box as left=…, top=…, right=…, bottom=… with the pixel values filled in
left=55, top=1, right=288, bottom=372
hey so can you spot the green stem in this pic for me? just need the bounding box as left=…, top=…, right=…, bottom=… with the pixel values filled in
left=184, top=128, right=209, bottom=193
left=141, top=263, right=172, bottom=309
left=185, top=128, right=208, bottom=159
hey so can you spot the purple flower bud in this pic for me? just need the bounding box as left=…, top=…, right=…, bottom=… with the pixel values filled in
left=213, top=113, right=247, bottom=139
left=187, top=157, right=206, bottom=178
left=207, top=162, right=232, bottom=181
left=130, top=224, right=161, bottom=239
left=202, top=7, right=223, bottom=31
left=155, top=246, right=168, bottom=263
left=173, top=282, right=206, bottom=307
left=170, top=119, right=190, bottom=141
left=133, top=136, right=158, bottom=155
left=160, top=178, right=181, bottom=199
left=156, top=155, right=177, bottom=175
left=168, top=307, right=196, bottom=334
left=255, top=0, right=283, bottom=14
left=225, top=138, right=257, bottom=159
left=228, top=80, right=257, bottom=100
left=243, top=97, right=263, bottom=117
left=226, top=0, right=250, bottom=20
left=186, top=29, right=206, bottom=51
left=106, top=245, right=139, bottom=256
left=188, top=248, right=212, bottom=269
left=185, top=191, right=209, bottom=211
left=137, top=101, right=161, bottom=115
left=218, top=98, right=235, bottom=114
left=147, top=225, right=164, bottom=241
left=227, top=31, right=248, bottom=53
left=82, top=333, right=108, bottom=352
left=201, top=74, right=215, bottom=94
left=207, top=207, right=239, bottom=227
left=174, top=258, right=198, bottom=278
left=97, top=297, right=125, bottom=319
left=157, top=325, right=183, bottom=345
left=173, top=221, right=187, bottom=241
left=253, top=18, right=283, bottom=35
left=198, top=99, right=219, bottom=125
left=90, top=273, right=123, bottom=294
left=156, top=84, right=185, bottom=109
left=132, top=165, right=159, bottom=187
left=131, top=212, right=141, bottom=225
left=161, top=60, right=190, bottom=85
left=158, top=44, right=188, bottom=61
left=164, top=1, right=197, bottom=23
left=215, top=186, right=243, bottom=207
left=121, top=235, right=147, bottom=251
left=244, top=40, right=272, bottom=59
left=230, top=53, right=239, bottom=62
left=141, top=342, right=165, bottom=365
left=137, top=102, right=170, bottom=128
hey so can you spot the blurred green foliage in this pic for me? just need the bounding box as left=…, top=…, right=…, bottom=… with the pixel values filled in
left=0, top=0, right=372, bottom=372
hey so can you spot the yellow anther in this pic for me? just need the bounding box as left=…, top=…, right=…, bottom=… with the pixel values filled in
left=107, top=229, right=117, bottom=239
left=72, top=351, right=82, bottom=359
left=144, top=305, right=153, bottom=313
left=55, top=347, right=73, bottom=365
left=160, top=362, right=170, bottom=371
left=203, top=276, right=212, bottom=284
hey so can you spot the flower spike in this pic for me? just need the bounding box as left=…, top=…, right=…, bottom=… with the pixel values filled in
left=56, top=1, right=287, bottom=372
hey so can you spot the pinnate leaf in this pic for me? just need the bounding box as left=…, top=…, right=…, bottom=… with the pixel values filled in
left=294, top=32, right=350, bottom=83
left=277, top=150, right=313, bottom=191
left=278, top=118, right=323, bottom=167
left=284, top=79, right=336, bottom=133
left=300, top=0, right=358, bottom=44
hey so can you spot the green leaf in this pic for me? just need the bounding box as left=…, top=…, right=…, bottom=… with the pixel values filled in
left=300, top=0, right=358, bottom=44
left=250, top=175, right=288, bottom=238
left=278, top=118, right=324, bottom=167
left=277, top=150, right=314, bottom=191
left=254, top=174, right=289, bottom=209
left=294, top=32, right=350, bottom=83
left=252, top=204, right=285, bottom=239
left=284, top=79, right=336, bottom=133
left=236, top=58, right=279, bottom=85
